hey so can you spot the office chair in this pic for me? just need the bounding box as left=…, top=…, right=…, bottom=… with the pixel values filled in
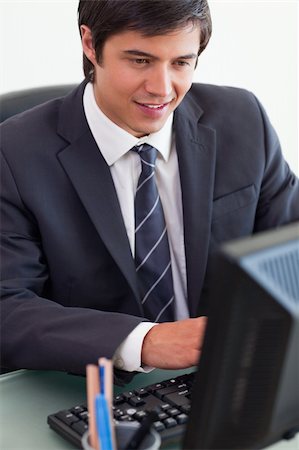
left=0, top=84, right=76, bottom=123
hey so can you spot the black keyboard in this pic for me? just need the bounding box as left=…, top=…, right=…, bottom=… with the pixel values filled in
left=47, top=371, right=195, bottom=448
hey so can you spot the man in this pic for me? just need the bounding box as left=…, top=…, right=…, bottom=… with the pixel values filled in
left=1, top=0, right=298, bottom=381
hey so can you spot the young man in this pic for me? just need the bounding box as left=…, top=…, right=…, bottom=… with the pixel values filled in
left=1, top=0, right=298, bottom=381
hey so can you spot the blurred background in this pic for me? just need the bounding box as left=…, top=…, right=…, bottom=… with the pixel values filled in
left=0, top=0, right=298, bottom=174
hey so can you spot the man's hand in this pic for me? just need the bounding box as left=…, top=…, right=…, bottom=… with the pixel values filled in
left=141, top=317, right=207, bottom=369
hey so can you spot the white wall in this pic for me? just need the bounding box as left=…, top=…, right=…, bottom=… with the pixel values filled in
left=0, top=0, right=298, bottom=174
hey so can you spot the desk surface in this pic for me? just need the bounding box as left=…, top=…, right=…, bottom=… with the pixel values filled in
left=0, top=369, right=298, bottom=450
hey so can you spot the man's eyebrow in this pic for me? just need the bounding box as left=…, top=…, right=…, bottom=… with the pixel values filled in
left=122, top=50, right=198, bottom=60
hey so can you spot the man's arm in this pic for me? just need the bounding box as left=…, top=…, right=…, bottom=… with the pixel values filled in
left=0, top=148, right=144, bottom=377
left=253, top=95, right=299, bottom=230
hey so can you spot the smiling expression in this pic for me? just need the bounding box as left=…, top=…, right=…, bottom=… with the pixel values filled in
left=81, top=24, right=200, bottom=137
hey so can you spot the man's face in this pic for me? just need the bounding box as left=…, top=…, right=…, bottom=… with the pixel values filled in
left=87, top=25, right=200, bottom=137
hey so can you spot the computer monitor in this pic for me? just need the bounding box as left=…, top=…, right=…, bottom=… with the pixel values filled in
left=184, top=222, right=299, bottom=449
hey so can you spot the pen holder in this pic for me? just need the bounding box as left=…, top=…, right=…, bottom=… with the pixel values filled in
left=82, top=422, right=161, bottom=450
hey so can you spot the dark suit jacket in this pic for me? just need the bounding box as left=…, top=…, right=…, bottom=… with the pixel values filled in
left=1, top=80, right=298, bottom=376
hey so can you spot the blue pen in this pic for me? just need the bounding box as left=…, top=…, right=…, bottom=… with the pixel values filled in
left=99, top=364, right=105, bottom=395
left=95, top=393, right=113, bottom=450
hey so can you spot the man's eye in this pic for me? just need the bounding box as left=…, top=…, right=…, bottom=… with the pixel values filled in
left=175, top=60, right=190, bottom=67
left=134, top=58, right=149, bottom=65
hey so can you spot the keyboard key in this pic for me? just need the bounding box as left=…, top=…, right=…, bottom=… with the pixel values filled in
left=147, top=382, right=165, bottom=393
left=177, top=413, right=188, bottom=424
left=163, top=391, right=190, bottom=407
left=164, top=378, right=178, bottom=387
left=177, top=383, right=188, bottom=390
left=114, top=409, right=125, bottom=419
left=158, top=412, right=169, bottom=421
left=126, top=408, right=137, bottom=416
left=134, top=388, right=149, bottom=397
left=181, top=404, right=191, bottom=414
left=153, top=421, right=165, bottom=432
left=134, top=411, right=147, bottom=421
left=55, top=411, right=80, bottom=426
left=119, top=414, right=130, bottom=421
left=71, top=420, right=88, bottom=435
left=119, top=415, right=134, bottom=421
left=164, top=417, right=177, bottom=428
left=114, top=394, right=125, bottom=405
left=129, top=396, right=145, bottom=407
left=155, top=385, right=180, bottom=399
left=122, top=391, right=134, bottom=401
left=78, top=411, right=89, bottom=421
left=70, top=406, right=85, bottom=416
left=160, top=403, right=171, bottom=411
left=168, top=408, right=180, bottom=417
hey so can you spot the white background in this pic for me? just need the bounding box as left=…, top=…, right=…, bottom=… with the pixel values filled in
left=0, top=0, right=298, bottom=174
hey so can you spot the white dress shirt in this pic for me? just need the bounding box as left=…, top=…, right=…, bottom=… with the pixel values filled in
left=83, top=82, right=189, bottom=371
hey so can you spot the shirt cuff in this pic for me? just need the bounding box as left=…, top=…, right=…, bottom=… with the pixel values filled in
left=113, top=322, right=158, bottom=372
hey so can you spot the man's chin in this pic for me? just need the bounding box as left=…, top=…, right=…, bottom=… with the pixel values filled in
left=130, top=119, right=169, bottom=137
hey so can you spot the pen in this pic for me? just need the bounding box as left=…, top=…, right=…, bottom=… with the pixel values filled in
left=98, top=357, right=117, bottom=450
left=95, top=393, right=113, bottom=450
left=86, top=364, right=100, bottom=450
left=98, top=358, right=113, bottom=405
left=124, top=410, right=159, bottom=450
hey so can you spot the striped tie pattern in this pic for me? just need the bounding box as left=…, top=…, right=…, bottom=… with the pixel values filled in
left=133, top=144, right=174, bottom=322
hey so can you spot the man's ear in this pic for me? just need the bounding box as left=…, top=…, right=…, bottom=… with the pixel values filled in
left=80, top=25, right=97, bottom=66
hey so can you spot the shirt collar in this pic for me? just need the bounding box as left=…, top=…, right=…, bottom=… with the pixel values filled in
left=83, top=82, right=173, bottom=166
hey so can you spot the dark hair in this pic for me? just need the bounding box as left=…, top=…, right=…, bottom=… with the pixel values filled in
left=78, top=0, right=212, bottom=80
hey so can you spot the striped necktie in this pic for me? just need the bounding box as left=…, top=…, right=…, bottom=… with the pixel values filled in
left=133, top=144, right=174, bottom=322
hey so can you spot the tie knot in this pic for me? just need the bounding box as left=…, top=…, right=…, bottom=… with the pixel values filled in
left=133, top=144, right=157, bottom=166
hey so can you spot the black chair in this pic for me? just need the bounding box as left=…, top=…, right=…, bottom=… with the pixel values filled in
left=0, top=84, right=76, bottom=123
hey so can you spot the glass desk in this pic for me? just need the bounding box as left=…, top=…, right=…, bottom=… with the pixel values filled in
left=1, top=369, right=298, bottom=450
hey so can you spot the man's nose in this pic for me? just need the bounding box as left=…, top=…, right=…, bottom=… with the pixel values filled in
left=145, top=66, right=172, bottom=98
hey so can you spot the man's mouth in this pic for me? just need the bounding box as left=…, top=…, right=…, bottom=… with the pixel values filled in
left=143, top=104, right=165, bottom=109
left=135, top=101, right=172, bottom=111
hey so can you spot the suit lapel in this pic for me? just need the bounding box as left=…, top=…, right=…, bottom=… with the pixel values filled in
left=56, top=83, right=140, bottom=304
left=174, top=98, right=216, bottom=316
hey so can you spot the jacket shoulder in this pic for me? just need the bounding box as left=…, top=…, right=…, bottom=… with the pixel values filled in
left=0, top=82, right=87, bottom=162
left=189, top=82, right=258, bottom=108
left=185, top=83, right=264, bottom=125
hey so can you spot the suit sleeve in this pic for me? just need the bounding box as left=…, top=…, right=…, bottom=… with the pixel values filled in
left=253, top=96, right=299, bottom=230
left=0, top=149, right=143, bottom=379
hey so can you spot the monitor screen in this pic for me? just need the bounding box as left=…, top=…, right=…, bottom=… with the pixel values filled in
left=184, top=222, right=299, bottom=449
